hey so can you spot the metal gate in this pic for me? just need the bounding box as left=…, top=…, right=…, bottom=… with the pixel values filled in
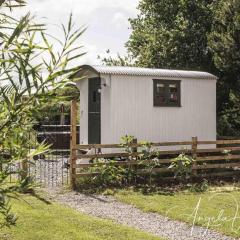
left=28, top=124, right=79, bottom=187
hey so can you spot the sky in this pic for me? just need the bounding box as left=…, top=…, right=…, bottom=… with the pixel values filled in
left=14, top=0, right=139, bottom=65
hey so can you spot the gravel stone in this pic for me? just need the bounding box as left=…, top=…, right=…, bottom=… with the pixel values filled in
left=47, top=189, right=238, bottom=240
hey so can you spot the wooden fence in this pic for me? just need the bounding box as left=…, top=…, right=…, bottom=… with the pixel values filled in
left=70, top=100, right=240, bottom=188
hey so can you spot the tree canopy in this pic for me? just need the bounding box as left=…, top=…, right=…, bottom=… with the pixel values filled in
left=127, top=0, right=216, bottom=72
left=208, top=0, right=240, bottom=135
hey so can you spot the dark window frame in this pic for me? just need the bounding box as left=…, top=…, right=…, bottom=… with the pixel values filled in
left=153, top=79, right=181, bottom=107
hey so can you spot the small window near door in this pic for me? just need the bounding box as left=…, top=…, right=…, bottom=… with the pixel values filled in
left=153, top=79, right=181, bottom=107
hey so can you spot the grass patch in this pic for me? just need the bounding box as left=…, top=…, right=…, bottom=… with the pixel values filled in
left=0, top=194, right=162, bottom=240
left=114, top=185, right=240, bottom=238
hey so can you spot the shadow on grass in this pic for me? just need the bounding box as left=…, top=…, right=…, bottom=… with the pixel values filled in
left=75, top=183, right=177, bottom=197
left=30, top=191, right=52, bottom=205
left=75, top=177, right=240, bottom=198
left=19, top=187, right=52, bottom=205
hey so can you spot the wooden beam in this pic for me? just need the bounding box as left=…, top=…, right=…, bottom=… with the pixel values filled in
left=198, top=140, right=240, bottom=145
left=20, top=159, right=28, bottom=181
left=77, top=152, right=137, bottom=159
left=73, top=158, right=173, bottom=168
left=193, top=162, right=240, bottom=170
left=74, top=144, right=123, bottom=149
left=197, top=146, right=240, bottom=153
left=74, top=141, right=193, bottom=149
left=73, top=164, right=240, bottom=178
left=197, top=155, right=240, bottom=161
left=72, top=172, right=99, bottom=178
left=74, top=139, right=240, bottom=150
left=76, top=149, right=192, bottom=159
left=70, top=100, right=77, bottom=189
left=192, top=137, right=198, bottom=175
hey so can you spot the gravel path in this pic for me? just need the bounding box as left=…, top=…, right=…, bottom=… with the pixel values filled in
left=47, top=189, right=237, bottom=240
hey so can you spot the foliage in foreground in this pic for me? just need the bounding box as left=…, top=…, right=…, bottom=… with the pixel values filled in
left=0, top=194, right=160, bottom=240
left=0, top=0, right=84, bottom=226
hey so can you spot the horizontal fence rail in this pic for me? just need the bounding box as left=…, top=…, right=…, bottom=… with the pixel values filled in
left=73, top=140, right=240, bottom=150
left=70, top=137, right=240, bottom=183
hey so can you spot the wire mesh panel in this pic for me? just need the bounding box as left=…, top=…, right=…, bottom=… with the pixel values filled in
left=29, top=149, right=70, bottom=187
left=33, top=125, right=70, bottom=187
left=27, top=124, right=79, bottom=187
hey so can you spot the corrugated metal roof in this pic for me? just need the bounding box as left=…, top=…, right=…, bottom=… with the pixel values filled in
left=80, top=65, right=217, bottom=80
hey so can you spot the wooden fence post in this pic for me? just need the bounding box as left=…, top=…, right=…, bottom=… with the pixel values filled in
left=132, top=138, right=138, bottom=155
left=20, top=159, right=28, bottom=181
left=70, top=100, right=77, bottom=189
left=191, top=136, right=198, bottom=175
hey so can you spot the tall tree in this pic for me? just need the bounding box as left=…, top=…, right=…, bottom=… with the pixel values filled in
left=126, top=0, right=216, bottom=72
left=208, top=0, right=240, bottom=135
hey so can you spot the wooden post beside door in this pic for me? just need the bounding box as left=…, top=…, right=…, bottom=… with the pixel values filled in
left=21, top=159, right=28, bottom=181
left=132, top=138, right=138, bottom=154
left=191, top=137, right=198, bottom=175
left=70, top=100, right=77, bottom=189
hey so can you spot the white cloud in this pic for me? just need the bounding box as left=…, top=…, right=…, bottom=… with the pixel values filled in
left=80, top=43, right=101, bottom=65
left=23, top=0, right=138, bottom=23
left=112, top=12, right=129, bottom=29
left=12, top=0, right=139, bottom=64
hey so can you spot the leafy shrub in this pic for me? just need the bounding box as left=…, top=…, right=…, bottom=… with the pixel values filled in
left=76, top=159, right=137, bottom=190
left=91, top=160, right=128, bottom=187
left=188, top=179, right=209, bottom=193
left=120, top=135, right=136, bottom=156
left=169, top=153, right=194, bottom=179
left=138, top=141, right=161, bottom=186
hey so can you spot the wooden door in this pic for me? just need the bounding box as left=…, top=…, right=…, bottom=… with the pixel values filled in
left=88, top=77, right=101, bottom=144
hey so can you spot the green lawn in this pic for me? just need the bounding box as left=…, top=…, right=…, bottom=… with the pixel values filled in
left=0, top=194, right=161, bottom=240
left=114, top=186, right=240, bottom=238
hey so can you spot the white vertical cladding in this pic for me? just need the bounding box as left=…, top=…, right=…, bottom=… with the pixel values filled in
left=109, top=75, right=216, bottom=144
left=100, top=74, right=111, bottom=144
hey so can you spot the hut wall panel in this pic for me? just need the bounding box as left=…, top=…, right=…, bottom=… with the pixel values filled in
left=101, top=75, right=216, bottom=147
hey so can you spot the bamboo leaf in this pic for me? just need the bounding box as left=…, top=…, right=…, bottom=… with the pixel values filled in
left=67, top=52, right=86, bottom=62
left=68, top=12, right=73, bottom=34
left=65, top=27, right=86, bottom=49
left=6, top=13, right=30, bottom=47
left=41, top=32, right=56, bottom=65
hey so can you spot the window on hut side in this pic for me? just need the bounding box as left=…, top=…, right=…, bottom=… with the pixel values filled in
left=153, top=79, right=181, bottom=107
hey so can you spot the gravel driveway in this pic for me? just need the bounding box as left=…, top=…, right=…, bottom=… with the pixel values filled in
left=47, top=189, right=237, bottom=240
